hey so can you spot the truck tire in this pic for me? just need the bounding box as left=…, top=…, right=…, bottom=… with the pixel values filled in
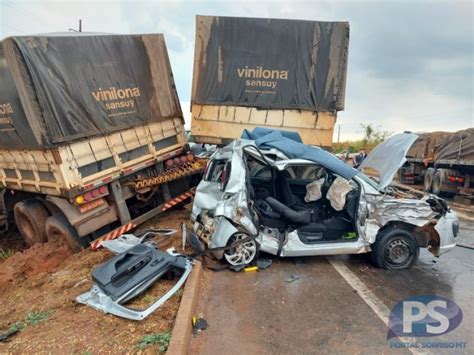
left=370, top=228, right=419, bottom=269
left=432, top=169, right=444, bottom=195
left=45, top=214, right=83, bottom=253
left=14, top=199, right=49, bottom=247
left=424, top=168, right=435, bottom=192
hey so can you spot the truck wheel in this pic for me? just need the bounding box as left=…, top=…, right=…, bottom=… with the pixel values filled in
left=423, top=168, right=435, bottom=192
left=370, top=228, right=419, bottom=269
left=432, top=169, right=444, bottom=195
left=14, top=199, right=49, bottom=247
left=45, top=214, right=83, bottom=253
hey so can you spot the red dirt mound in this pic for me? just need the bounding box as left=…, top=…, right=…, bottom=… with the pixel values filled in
left=0, top=239, right=72, bottom=286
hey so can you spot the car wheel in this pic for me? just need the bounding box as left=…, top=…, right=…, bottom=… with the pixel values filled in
left=14, top=199, right=49, bottom=247
left=424, top=168, right=435, bottom=192
left=371, top=228, right=419, bottom=269
left=223, top=233, right=258, bottom=266
left=45, top=214, right=83, bottom=253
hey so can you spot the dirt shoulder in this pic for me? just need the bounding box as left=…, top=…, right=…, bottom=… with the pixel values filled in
left=0, top=207, right=192, bottom=353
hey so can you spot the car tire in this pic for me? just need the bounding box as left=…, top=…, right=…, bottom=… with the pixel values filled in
left=223, top=233, right=259, bottom=266
left=423, top=168, right=435, bottom=192
left=45, top=214, right=83, bottom=253
left=371, top=228, right=419, bottom=269
left=14, top=199, right=49, bottom=247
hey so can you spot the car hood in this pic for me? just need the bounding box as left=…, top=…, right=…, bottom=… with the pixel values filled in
left=359, top=133, right=418, bottom=189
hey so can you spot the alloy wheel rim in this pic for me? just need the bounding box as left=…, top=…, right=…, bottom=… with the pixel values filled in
left=224, top=234, right=257, bottom=266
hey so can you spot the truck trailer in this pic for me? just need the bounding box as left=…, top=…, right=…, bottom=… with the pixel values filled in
left=400, top=129, right=474, bottom=203
left=190, top=16, right=350, bottom=149
left=0, top=33, right=204, bottom=252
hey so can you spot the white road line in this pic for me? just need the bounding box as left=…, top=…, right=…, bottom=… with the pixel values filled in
left=328, top=258, right=429, bottom=355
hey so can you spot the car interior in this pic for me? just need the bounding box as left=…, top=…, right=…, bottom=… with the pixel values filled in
left=246, top=155, right=360, bottom=244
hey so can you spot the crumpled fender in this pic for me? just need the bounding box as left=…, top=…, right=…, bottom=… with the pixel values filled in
left=209, top=216, right=239, bottom=250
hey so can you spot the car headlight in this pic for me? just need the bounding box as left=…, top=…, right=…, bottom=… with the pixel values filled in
left=452, top=220, right=460, bottom=238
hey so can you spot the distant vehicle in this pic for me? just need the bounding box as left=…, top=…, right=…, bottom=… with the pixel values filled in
left=0, top=34, right=202, bottom=256
left=190, top=16, right=350, bottom=149
left=399, top=129, right=474, bottom=203
left=190, top=130, right=458, bottom=269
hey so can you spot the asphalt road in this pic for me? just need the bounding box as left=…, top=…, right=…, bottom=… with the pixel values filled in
left=189, top=205, right=474, bottom=354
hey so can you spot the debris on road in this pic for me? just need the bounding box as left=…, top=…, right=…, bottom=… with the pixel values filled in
left=256, top=258, right=273, bottom=269
left=100, top=234, right=146, bottom=254
left=192, top=316, right=208, bottom=333
left=182, top=222, right=187, bottom=251
left=100, top=229, right=178, bottom=254
left=286, top=275, right=300, bottom=283
left=77, top=244, right=192, bottom=320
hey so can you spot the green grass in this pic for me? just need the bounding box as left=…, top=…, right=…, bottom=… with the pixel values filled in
left=135, top=332, right=171, bottom=352
left=142, top=294, right=154, bottom=305
left=174, top=288, right=184, bottom=299
left=5, top=322, right=25, bottom=334
left=25, top=310, right=53, bottom=325
left=0, top=248, right=14, bottom=261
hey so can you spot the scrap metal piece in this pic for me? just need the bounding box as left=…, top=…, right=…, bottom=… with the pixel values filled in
left=256, top=258, right=273, bottom=269
left=286, top=275, right=300, bottom=283
left=182, top=222, right=187, bottom=251
left=76, top=245, right=192, bottom=321
left=100, top=234, right=146, bottom=254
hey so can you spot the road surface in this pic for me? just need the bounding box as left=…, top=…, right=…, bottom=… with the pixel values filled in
left=189, top=205, right=473, bottom=354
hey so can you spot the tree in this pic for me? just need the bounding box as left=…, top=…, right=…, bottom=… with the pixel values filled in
left=360, top=124, right=391, bottom=151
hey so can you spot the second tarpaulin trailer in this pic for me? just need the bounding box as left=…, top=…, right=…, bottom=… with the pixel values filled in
left=190, top=15, right=350, bottom=149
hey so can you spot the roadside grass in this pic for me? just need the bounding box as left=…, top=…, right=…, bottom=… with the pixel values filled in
left=25, top=310, right=53, bottom=325
left=3, top=321, right=25, bottom=335
left=142, top=294, right=154, bottom=305
left=174, top=288, right=184, bottom=299
left=135, top=332, right=171, bottom=352
left=0, top=248, right=14, bottom=261
left=0, top=310, right=52, bottom=341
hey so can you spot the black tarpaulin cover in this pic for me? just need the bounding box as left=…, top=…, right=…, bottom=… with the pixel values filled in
left=192, top=15, right=349, bottom=112
left=407, top=129, right=474, bottom=163
left=434, top=128, right=474, bottom=162
left=0, top=43, right=38, bottom=149
left=1, top=33, right=182, bottom=149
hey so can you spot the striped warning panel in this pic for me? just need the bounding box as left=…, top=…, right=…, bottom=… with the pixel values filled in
left=90, top=222, right=137, bottom=250
left=161, top=187, right=196, bottom=212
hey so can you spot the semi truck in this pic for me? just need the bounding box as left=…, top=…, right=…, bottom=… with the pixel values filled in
left=400, top=129, right=474, bottom=204
left=0, top=33, right=204, bottom=253
left=190, top=16, right=350, bottom=149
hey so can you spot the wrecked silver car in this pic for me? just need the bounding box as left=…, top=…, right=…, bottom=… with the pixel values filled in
left=190, top=130, right=458, bottom=269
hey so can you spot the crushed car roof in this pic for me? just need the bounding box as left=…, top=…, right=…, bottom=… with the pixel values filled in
left=241, top=128, right=358, bottom=180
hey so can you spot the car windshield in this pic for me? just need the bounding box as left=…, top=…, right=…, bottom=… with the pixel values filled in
left=356, top=172, right=381, bottom=191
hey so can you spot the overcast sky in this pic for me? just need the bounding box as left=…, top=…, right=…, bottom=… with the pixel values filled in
left=1, top=0, right=472, bottom=140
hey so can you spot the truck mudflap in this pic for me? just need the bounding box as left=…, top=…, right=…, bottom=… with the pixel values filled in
left=76, top=245, right=192, bottom=321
